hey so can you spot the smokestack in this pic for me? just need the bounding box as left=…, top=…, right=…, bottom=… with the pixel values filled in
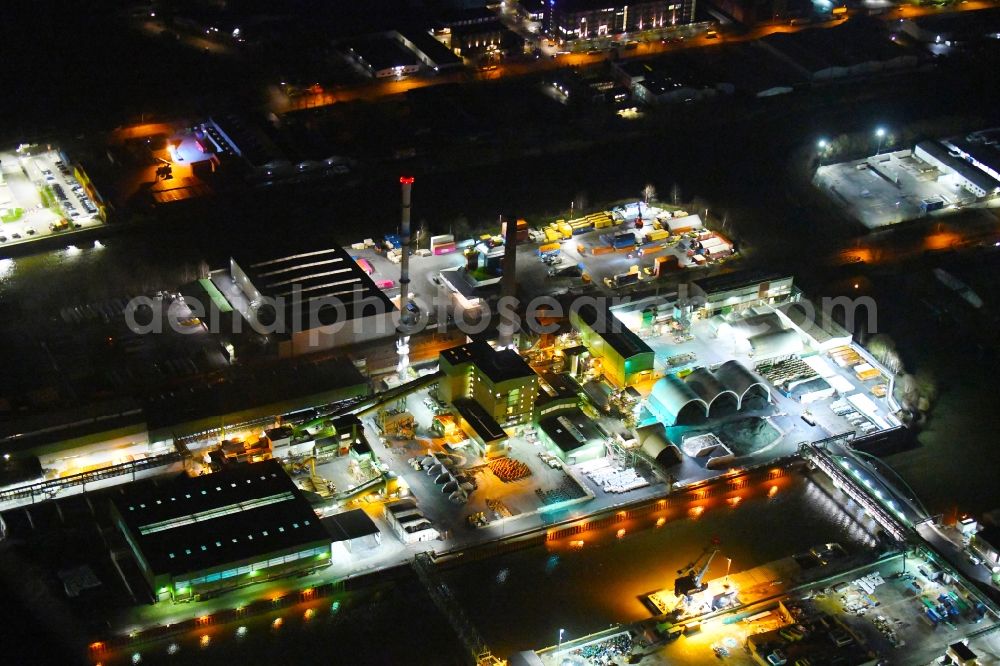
left=399, top=176, right=414, bottom=315
left=396, top=176, right=416, bottom=381
left=496, top=215, right=518, bottom=350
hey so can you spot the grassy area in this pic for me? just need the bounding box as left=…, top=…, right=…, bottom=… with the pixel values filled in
left=1, top=207, right=24, bottom=223
left=38, top=185, right=55, bottom=209
left=469, top=267, right=496, bottom=282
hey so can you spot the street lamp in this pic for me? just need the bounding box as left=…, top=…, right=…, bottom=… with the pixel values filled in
left=558, top=628, right=565, bottom=650
left=875, top=127, right=886, bottom=156
left=817, top=139, right=829, bottom=167
left=725, top=557, right=732, bottom=584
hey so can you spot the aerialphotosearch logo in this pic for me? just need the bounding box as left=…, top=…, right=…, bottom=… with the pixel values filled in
left=123, top=282, right=878, bottom=343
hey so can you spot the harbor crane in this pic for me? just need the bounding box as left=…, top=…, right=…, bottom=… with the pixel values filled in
left=674, top=538, right=720, bottom=601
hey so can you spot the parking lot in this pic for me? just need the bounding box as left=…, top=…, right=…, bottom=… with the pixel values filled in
left=0, top=148, right=103, bottom=246
left=815, top=151, right=976, bottom=229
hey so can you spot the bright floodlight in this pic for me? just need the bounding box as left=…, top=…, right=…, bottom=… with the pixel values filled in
left=876, top=127, right=886, bottom=137
left=817, top=139, right=828, bottom=149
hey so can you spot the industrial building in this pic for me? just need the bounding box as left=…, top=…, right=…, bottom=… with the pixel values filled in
left=636, top=425, right=683, bottom=468
left=759, top=20, right=919, bottom=82
left=706, top=0, right=812, bottom=27
left=324, top=508, right=382, bottom=553
left=615, top=59, right=725, bottom=105
left=535, top=372, right=585, bottom=421
left=545, top=0, right=696, bottom=41
left=383, top=499, right=440, bottom=544
left=438, top=341, right=539, bottom=426
left=343, top=37, right=422, bottom=78
left=687, top=270, right=794, bottom=318
left=971, top=526, right=1000, bottom=570
left=646, top=360, right=769, bottom=425
left=537, top=407, right=607, bottom=463
left=340, top=30, right=462, bottom=79
left=453, top=398, right=510, bottom=458
left=110, top=460, right=332, bottom=602
left=229, top=244, right=398, bottom=357
left=913, top=140, right=1000, bottom=199
left=570, top=303, right=655, bottom=387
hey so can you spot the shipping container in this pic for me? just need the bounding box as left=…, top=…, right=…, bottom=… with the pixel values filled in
left=611, top=232, right=636, bottom=249
left=432, top=244, right=456, bottom=255
left=544, top=228, right=562, bottom=243
left=557, top=221, right=574, bottom=238
left=538, top=242, right=561, bottom=255
left=592, top=246, right=614, bottom=255
left=648, top=229, right=670, bottom=242
left=594, top=218, right=612, bottom=229
left=614, top=272, right=639, bottom=287
left=430, top=234, right=455, bottom=252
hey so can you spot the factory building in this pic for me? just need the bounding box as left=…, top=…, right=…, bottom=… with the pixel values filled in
left=687, top=270, right=794, bottom=319
left=229, top=245, right=398, bottom=357
left=545, top=0, right=696, bottom=41
left=438, top=341, right=539, bottom=426
left=534, top=372, right=585, bottom=421
left=570, top=303, right=655, bottom=387
left=110, top=460, right=332, bottom=602
left=537, top=407, right=607, bottom=463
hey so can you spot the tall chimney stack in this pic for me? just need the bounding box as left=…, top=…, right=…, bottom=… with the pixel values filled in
left=396, top=176, right=416, bottom=380
left=399, top=176, right=414, bottom=316
left=496, top=215, right=518, bottom=350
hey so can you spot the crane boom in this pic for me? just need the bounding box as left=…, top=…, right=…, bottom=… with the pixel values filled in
left=674, top=541, right=720, bottom=599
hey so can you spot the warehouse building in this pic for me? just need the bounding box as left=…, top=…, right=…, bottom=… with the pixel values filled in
left=914, top=140, right=1000, bottom=199
left=687, top=270, right=794, bottom=318
left=758, top=20, right=919, bottom=82
left=230, top=244, right=398, bottom=357
left=383, top=499, right=440, bottom=544
left=439, top=341, right=539, bottom=426
left=570, top=303, right=655, bottom=387
left=110, top=460, right=332, bottom=602
left=324, top=508, right=382, bottom=553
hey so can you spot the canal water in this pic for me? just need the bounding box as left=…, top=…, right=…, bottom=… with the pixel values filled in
left=441, top=471, right=880, bottom=656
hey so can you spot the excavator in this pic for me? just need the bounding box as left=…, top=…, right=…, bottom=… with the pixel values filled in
left=674, top=538, right=720, bottom=602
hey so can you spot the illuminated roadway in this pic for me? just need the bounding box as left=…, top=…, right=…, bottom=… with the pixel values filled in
left=269, top=1, right=1000, bottom=114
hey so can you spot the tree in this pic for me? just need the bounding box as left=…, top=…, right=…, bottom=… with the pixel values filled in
left=643, top=183, right=657, bottom=204
left=417, top=218, right=430, bottom=249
